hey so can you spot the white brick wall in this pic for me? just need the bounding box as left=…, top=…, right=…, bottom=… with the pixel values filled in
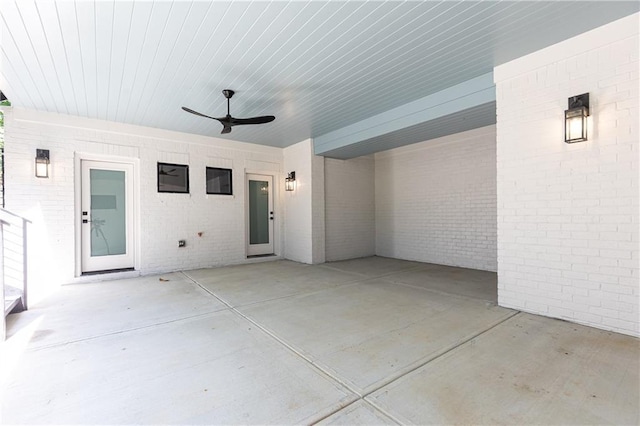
left=495, top=13, right=639, bottom=337
left=3, top=108, right=283, bottom=291
left=283, top=139, right=312, bottom=263
left=311, top=153, right=326, bottom=264
left=325, top=156, right=375, bottom=261
left=375, top=126, right=497, bottom=272
left=283, top=139, right=325, bottom=264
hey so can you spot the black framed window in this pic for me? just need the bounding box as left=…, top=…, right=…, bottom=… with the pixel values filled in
left=206, top=167, right=233, bottom=195
left=158, top=162, right=189, bottom=193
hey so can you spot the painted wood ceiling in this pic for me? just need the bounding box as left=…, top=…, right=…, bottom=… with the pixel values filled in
left=1, top=1, right=638, bottom=149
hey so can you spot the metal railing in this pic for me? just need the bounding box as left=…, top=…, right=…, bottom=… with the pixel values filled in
left=1, top=208, right=30, bottom=318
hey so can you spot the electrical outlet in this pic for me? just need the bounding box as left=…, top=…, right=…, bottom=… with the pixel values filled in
left=178, top=240, right=186, bottom=248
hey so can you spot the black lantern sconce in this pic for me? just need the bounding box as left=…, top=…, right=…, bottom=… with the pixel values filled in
left=565, top=93, right=589, bottom=143
left=285, top=171, right=296, bottom=191
left=35, top=149, right=50, bottom=178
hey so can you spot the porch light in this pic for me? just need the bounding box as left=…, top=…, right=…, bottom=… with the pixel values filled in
left=35, top=149, right=50, bottom=178
left=565, top=93, right=589, bottom=143
left=285, top=171, right=296, bottom=191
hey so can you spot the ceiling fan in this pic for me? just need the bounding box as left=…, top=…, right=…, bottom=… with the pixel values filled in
left=182, top=89, right=275, bottom=134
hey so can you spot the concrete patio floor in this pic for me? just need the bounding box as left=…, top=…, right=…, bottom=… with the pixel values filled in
left=2, top=256, right=638, bottom=424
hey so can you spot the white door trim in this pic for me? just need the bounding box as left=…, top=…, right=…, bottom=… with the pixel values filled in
left=81, top=160, right=134, bottom=271
left=74, top=153, right=140, bottom=277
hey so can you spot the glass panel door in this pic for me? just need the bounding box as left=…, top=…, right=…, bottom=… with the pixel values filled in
left=81, top=160, right=134, bottom=273
left=249, top=180, right=269, bottom=245
left=247, top=174, right=274, bottom=256
left=90, top=169, right=127, bottom=256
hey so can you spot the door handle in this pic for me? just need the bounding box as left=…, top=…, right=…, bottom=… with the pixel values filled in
left=82, top=219, right=91, bottom=224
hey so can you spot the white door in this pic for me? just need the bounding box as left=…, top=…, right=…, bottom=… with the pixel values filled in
left=247, top=174, right=274, bottom=256
left=81, top=160, right=135, bottom=273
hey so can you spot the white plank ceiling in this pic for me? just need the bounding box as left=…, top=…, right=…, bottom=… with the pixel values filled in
left=1, top=1, right=638, bottom=149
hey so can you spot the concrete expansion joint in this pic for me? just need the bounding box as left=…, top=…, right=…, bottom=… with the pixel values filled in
left=386, top=279, right=500, bottom=305
left=21, top=310, right=225, bottom=353
left=317, top=311, right=523, bottom=424
left=8, top=252, right=638, bottom=424
left=311, top=313, right=523, bottom=424
left=181, top=271, right=364, bottom=397
left=311, top=397, right=401, bottom=425
left=359, top=311, right=523, bottom=422
left=317, top=263, right=424, bottom=280
left=182, top=270, right=523, bottom=425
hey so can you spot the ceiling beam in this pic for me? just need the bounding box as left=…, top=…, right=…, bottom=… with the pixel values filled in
left=314, top=72, right=495, bottom=157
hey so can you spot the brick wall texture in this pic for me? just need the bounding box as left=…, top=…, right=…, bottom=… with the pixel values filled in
left=283, top=140, right=313, bottom=263
left=495, top=14, right=639, bottom=336
left=375, top=126, right=498, bottom=272
left=4, top=109, right=283, bottom=285
left=3, top=13, right=637, bottom=337
left=325, top=155, right=375, bottom=261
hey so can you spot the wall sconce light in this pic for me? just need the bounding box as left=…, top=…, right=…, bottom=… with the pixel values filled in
left=565, top=93, right=589, bottom=143
left=285, top=171, right=296, bottom=191
left=35, top=149, right=50, bottom=178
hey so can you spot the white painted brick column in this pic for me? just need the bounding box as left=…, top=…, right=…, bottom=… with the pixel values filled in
left=283, top=139, right=325, bottom=264
left=495, top=14, right=639, bottom=337
left=325, top=156, right=375, bottom=261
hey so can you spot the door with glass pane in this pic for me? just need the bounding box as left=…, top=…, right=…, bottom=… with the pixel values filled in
left=246, top=174, right=274, bottom=256
left=81, top=160, right=134, bottom=272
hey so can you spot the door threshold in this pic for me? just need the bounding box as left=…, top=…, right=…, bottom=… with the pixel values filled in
left=247, top=254, right=276, bottom=259
left=82, top=267, right=135, bottom=276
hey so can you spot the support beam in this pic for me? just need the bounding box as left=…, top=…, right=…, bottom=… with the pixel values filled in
left=314, top=72, right=496, bottom=159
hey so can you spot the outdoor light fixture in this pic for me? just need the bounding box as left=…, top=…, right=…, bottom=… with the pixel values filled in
left=35, top=149, right=50, bottom=178
left=565, top=93, right=589, bottom=143
left=285, top=171, right=296, bottom=191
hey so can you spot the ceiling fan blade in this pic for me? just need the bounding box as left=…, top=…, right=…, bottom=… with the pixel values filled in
left=184, top=107, right=232, bottom=134
left=183, top=90, right=275, bottom=135
left=230, top=116, right=276, bottom=125
left=182, top=106, right=218, bottom=121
